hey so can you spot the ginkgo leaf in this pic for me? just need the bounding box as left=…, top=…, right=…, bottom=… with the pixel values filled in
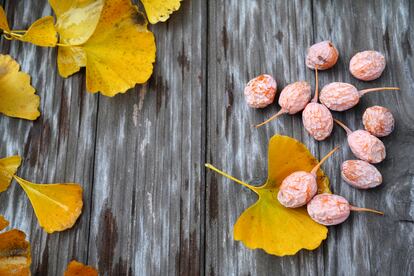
left=0, top=155, right=22, bottom=193
left=50, top=0, right=104, bottom=46
left=0, top=6, right=10, bottom=32
left=141, top=0, right=182, bottom=24
left=47, top=0, right=104, bottom=76
left=54, top=0, right=156, bottom=96
left=83, top=0, right=156, bottom=96
left=0, top=7, right=56, bottom=47
left=0, top=229, right=31, bottom=275
left=64, top=260, right=98, bottom=276
left=0, top=216, right=8, bottom=231
left=206, top=135, right=331, bottom=256
left=13, top=176, right=83, bottom=233
left=0, top=55, right=40, bottom=120
left=58, top=46, right=87, bottom=78
left=18, top=16, right=57, bottom=47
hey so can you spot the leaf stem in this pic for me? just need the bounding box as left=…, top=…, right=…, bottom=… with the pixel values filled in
left=255, top=109, right=287, bottom=128
left=350, top=205, right=384, bottom=215
left=358, top=87, right=399, bottom=97
left=205, top=163, right=258, bottom=194
left=2, top=29, right=69, bottom=47
left=334, top=119, right=353, bottom=135
left=311, top=146, right=339, bottom=175
left=311, top=66, right=319, bottom=103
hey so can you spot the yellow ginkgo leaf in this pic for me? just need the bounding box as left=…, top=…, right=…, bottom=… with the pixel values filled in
left=64, top=260, right=98, bottom=276
left=0, top=6, right=10, bottom=32
left=0, top=55, right=40, bottom=120
left=50, top=0, right=104, bottom=46
left=17, top=16, right=57, bottom=47
left=141, top=0, right=182, bottom=24
left=83, top=0, right=156, bottom=96
left=54, top=0, right=156, bottom=96
left=0, top=228, right=31, bottom=276
left=0, top=7, right=56, bottom=47
left=0, top=155, right=22, bottom=193
left=0, top=216, right=8, bottom=231
left=206, top=135, right=330, bottom=256
left=57, top=46, right=87, bottom=78
left=49, top=0, right=103, bottom=77
left=13, top=176, right=83, bottom=233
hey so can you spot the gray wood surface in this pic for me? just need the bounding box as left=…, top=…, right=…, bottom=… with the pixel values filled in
left=0, top=0, right=413, bottom=275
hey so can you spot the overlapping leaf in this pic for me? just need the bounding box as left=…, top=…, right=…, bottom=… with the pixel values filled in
left=18, top=16, right=57, bottom=47
left=52, top=0, right=156, bottom=96
left=0, top=7, right=57, bottom=47
left=0, top=155, right=21, bottom=192
left=0, top=55, right=40, bottom=120
left=0, top=216, right=31, bottom=276
left=141, top=0, right=182, bottom=24
left=64, top=260, right=98, bottom=276
left=206, top=135, right=330, bottom=256
left=0, top=0, right=182, bottom=97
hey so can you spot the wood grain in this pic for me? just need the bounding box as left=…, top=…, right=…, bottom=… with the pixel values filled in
left=0, top=0, right=413, bottom=275
left=206, top=0, right=414, bottom=275
left=0, top=1, right=98, bottom=275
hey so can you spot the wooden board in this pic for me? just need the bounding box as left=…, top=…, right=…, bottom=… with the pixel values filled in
left=0, top=0, right=413, bottom=275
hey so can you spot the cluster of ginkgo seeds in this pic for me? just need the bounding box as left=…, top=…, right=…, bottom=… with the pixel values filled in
left=244, top=41, right=399, bottom=225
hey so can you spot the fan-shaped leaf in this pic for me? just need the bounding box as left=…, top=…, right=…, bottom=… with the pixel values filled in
left=0, top=55, right=40, bottom=120
left=206, top=135, right=330, bottom=256
left=14, top=176, right=83, bottom=233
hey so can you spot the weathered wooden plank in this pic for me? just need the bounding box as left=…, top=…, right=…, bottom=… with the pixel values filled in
left=0, top=1, right=98, bottom=275
left=86, top=0, right=207, bottom=275
left=206, top=0, right=322, bottom=275
left=1, top=0, right=413, bottom=275
left=311, top=0, right=414, bottom=275
left=206, top=0, right=414, bottom=275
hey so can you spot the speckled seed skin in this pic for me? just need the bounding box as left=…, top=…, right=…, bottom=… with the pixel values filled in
left=278, top=81, right=311, bottom=114
left=350, top=51, right=386, bottom=81
left=302, top=103, right=333, bottom=141
left=306, top=41, right=339, bottom=70
left=319, top=82, right=360, bottom=111
left=277, top=171, right=317, bottom=208
left=341, top=160, right=382, bottom=189
left=244, top=74, right=277, bottom=108
left=307, top=193, right=350, bottom=226
left=363, top=106, right=395, bottom=137
left=348, top=130, right=386, bottom=163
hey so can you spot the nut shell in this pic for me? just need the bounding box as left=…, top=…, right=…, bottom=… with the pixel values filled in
left=307, top=193, right=350, bottom=226
left=348, top=130, right=386, bottom=163
left=244, top=74, right=277, bottom=108
left=320, top=82, right=360, bottom=111
left=349, top=51, right=386, bottom=81
left=363, top=106, right=394, bottom=137
left=302, top=103, right=334, bottom=141
left=279, top=81, right=311, bottom=114
left=341, top=160, right=382, bottom=189
left=306, top=41, right=339, bottom=70
left=277, top=171, right=317, bottom=208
